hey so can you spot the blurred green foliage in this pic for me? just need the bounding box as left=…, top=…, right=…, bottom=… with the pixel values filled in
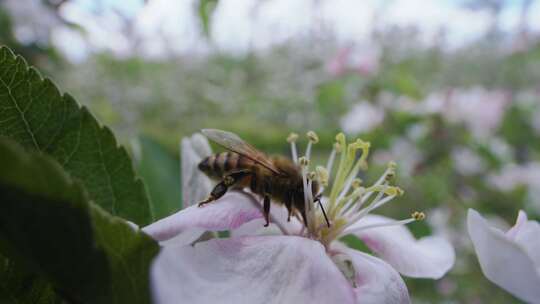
left=135, top=136, right=182, bottom=219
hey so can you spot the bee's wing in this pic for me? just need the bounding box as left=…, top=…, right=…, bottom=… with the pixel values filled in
left=202, top=129, right=285, bottom=175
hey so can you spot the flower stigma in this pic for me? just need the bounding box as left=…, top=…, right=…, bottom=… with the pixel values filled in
left=288, top=131, right=425, bottom=248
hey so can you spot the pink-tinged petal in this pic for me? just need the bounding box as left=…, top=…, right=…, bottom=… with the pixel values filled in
left=467, top=209, right=540, bottom=303
left=181, top=133, right=212, bottom=208
left=230, top=203, right=303, bottom=237
left=341, top=247, right=410, bottom=304
left=230, top=218, right=283, bottom=237
left=151, top=236, right=356, bottom=304
left=143, top=192, right=262, bottom=243
left=343, top=214, right=455, bottom=279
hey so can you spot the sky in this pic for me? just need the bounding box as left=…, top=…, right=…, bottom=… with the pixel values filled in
left=50, top=0, right=540, bottom=61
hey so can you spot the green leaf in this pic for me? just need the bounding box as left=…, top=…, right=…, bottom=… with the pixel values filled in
left=0, top=137, right=159, bottom=304
left=197, top=0, right=218, bottom=37
left=0, top=255, right=60, bottom=304
left=0, top=46, right=153, bottom=225
left=135, top=136, right=182, bottom=219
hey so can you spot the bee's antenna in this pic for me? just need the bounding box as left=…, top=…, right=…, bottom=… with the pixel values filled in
left=314, top=195, right=331, bottom=228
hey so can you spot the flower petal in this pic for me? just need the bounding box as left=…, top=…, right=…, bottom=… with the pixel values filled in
left=506, top=210, right=528, bottom=239
left=143, top=192, right=263, bottom=243
left=506, top=210, right=540, bottom=268
left=467, top=209, right=540, bottom=303
left=513, top=221, right=540, bottom=269
left=230, top=203, right=303, bottom=237
left=181, top=133, right=212, bottom=208
left=341, top=247, right=410, bottom=304
left=344, top=214, right=455, bottom=279
left=151, top=236, right=356, bottom=304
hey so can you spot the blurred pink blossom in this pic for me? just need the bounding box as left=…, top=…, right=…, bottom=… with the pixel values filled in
left=326, top=45, right=380, bottom=77
left=373, top=139, right=423, bottom=177
left=397, top=87, right=509, bottom=139
left=340, top=101, right=385, bottom=135
left=488, top=162, right=540, bottom=213
left=444, top=87, right=510, bottom=139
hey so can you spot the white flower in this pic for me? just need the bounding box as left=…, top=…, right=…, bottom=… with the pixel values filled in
left=340, top=102, right=385, bottom=135
left=409, top=87, right=509, bottom=139
left=467, top=209, right=540, bottom=303
left=144, top=131, right=455, bottom=304
left=373, top=138, right=422, bottom=177
left=451, top=147, right=485, bottom=176
left=487, top=162, right=540, bottom=213
left=2, top=0, right=61, bottom=45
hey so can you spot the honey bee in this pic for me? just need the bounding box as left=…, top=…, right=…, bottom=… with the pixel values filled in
left=198, top=129, right=329, bottom=227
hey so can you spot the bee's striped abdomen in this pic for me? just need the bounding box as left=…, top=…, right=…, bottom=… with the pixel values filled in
left=224, top=152, right=239, bottom=171
left=198, top=152, right=250, bottom=179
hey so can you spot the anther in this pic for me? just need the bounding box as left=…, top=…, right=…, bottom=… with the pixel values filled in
left=385, top=171, right=396, bottom=181
left=316, top=166, right=329, bottom=186
left=412, top=211, right=426, bottom=221
left=307, top=131, right=319, bottom=144
left=351, top=178, right=363, bottom=189
left=298, top=156, right=310, bottom=167
left=287, top=133, right=299, bottom=143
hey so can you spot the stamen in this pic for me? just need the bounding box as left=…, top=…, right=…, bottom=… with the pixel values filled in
left=338, top=187, right=366, bottom=215
left=316, top=166, right=329, bottom=187
left=345, top=194, right=396, bottom=227
left=337, top=140, right=370, bottom=199
left=342, top=211, right=425, bottom=235
left=286, top=130, right=414, bottom=247
left=315, top=166, right=329, bottom=196
left=339, top=183, right=366, bottom=215
left=328, top=136, right=371, bottom=218
left=326, top=147, right=337, bottom=175
left=328, top=133, right=347, bottom=210
left=357, top=164, right=396, bottom=206
left=287, top=133, right=299, bottom=164
left=305, top=131, right=318, bottom=160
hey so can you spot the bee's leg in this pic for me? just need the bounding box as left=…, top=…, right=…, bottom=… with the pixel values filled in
left=300, top=209, right=308, bottom=228
left=313, top=194, right=331, bottom=228
left=263, top=195, right=271, bottom=227
left=285, top=192, right=293, bottom=222
left=198, top=170, right=251, bottom=207
left=263, top=181, right=271, bottom=227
